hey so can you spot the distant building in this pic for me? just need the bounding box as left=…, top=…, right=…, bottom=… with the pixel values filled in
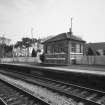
left=85, top=42, right=105, bottom=56
left=13, top=47, right=28, bottom=57
left=43, top=31, right=85, bottom=65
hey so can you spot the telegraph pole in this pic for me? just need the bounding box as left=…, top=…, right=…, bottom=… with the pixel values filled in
left=31, top=27, right=35, bottom=56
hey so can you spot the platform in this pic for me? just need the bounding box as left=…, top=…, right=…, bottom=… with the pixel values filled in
left=3, top=63, right=105, bottom=76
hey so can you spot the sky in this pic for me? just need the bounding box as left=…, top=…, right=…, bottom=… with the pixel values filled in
left=0, top=0, right=105, bottom=43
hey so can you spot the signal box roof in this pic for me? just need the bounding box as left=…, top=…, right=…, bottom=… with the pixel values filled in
left=43, top=32, right=85, bottom=43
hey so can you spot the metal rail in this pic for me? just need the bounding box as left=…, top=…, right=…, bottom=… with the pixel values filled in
left=0, top=98, right=7, bottom=105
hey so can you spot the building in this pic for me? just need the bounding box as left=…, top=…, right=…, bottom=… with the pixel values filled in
left=13, top=40, right=43, bottom=57
left=43, top=31, right=85, bottom=65
left=85, top=42, right=105, bottom=56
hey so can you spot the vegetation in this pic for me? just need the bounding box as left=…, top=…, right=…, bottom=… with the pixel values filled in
left=40, top=53, right=45, bottom=62
left=15, top=41, right=23, bottom=48
left=31, top=49, right=37, bottom=57
left=86, top=48, right=94, bottom=56
left=0, top=36, right=42, bottom=57
left=0, top=44, right=13, bottom=57
left=15, top=38, right=32, bottom=48
left=14, top=37, right=38, bottom=56
left=103, top=50, right=105, bottom=55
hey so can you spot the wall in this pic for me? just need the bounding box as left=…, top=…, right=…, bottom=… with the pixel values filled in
left=68, top=40, right=85, bottom=64
left=44, top=40, right=68, bottom=65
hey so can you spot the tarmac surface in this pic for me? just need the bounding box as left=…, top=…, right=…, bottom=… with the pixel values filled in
left=56, top=64, right=105, bottom=71
left=6, top=62, right=105, bottom=72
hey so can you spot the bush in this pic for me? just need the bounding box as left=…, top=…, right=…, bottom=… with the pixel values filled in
left=31, top=49, right=37, bottom=57
left=40, top=53, right=45, bottom=62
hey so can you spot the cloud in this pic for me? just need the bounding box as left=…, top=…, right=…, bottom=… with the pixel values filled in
left=0, top=0, right=105, bottom=43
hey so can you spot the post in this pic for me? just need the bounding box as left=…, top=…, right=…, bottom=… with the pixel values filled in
left=67, top=40, right=71, bottom=65
left=13, top=43, right=15, bottom=63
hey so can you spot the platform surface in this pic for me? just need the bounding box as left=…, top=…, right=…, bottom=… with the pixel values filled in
left=2, top=63, right=105, bottom=76
left=8, top=63, right=105, bottom=71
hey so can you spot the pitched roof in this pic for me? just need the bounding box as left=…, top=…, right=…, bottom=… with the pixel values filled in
left=43, top=32, right=85, bottom=43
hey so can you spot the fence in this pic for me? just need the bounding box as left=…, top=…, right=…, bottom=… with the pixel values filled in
left=1, top=56, right=105, bottom=66
left=78, top=56, right=105, bottom=65
left=0, top=57, right=41, bottom=64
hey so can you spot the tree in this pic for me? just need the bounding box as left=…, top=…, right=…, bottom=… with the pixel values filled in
left=103, top=50, right=105, bottom=55
left=22, top=37, right=33, bottom=56
left=0, top=44, right=6, bottom=57
left=31, top=49, right=37, bottom=57
left=22, top=38, right=31, bottom=48
left=14, top=37, right=39, bottom=57
left=0, top=35, right=11, bottom=57
left=15, top=41, right=23, bottom=48
left=5, top=45, right=13, bottom=52
left=96, top=51, right=100, bottom=55
left=0, top=44, right=13, bottom=57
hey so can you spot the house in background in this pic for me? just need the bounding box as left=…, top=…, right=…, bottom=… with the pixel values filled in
left=85, top=42, right=105, bottom=56
left=43, top=30, right=85, bottom=65
left=13, top=39, right=43, bottom=57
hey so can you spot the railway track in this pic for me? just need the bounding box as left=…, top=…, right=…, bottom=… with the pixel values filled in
left=0, top=68, right=105, bottom=105
left=0, top=77, right=49, bottom=105
left=0, top=98, right=7, bottom=105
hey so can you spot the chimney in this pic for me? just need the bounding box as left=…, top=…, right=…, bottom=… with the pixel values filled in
left=69, top=28, right=72, bottom=36
left=69, top=17, right=73, bottom=36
